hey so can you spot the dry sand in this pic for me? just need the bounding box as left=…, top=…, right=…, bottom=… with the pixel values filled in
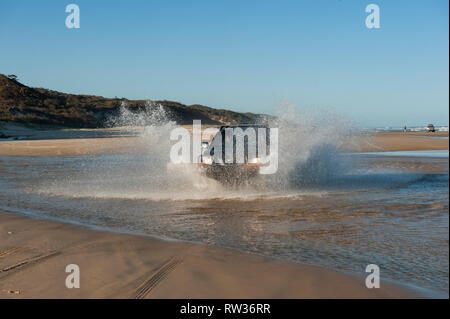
left=0, top=212, right=422, bottom=299
left=355, top=131, right=449, bottom=152
left=0, top=131, right=448, bottom=157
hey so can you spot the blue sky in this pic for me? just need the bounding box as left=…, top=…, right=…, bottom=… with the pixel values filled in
left=0, top=0, right=448, bottom=127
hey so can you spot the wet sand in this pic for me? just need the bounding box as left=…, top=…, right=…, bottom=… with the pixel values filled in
left=0, top=137, right=145, bottom=157
left=0, top=212, right=422, bottom=298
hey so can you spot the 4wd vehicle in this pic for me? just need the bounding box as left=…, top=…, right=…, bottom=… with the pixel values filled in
left=426, top=124, right=435, bottom=132
left=199, top=125, right=272, bottom=184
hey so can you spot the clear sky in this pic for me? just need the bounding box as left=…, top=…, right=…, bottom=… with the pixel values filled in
left=0, top=0, right=448, bottom=127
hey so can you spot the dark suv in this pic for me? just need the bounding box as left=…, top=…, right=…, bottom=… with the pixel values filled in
left=200, top=125, right=271, bottom=184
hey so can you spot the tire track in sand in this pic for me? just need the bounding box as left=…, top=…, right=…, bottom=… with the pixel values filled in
left=134, top=256, right=183, bottom=299
left=0, top=250, right=61, bottom=277
left=0, top=247, right=22, bottom=258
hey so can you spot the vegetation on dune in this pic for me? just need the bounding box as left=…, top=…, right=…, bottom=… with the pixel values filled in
left=0, top=74, right=269, bottom=128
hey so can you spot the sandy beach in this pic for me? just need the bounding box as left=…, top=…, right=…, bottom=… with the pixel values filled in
left=356, top=131, right=449, bottom=152
left=0, top=130, right=448, bottom=298
left=0, top=212, right=422, bottom=298
left=0, top=130, right=448, bottom=157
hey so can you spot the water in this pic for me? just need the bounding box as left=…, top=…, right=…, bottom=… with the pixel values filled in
left=357, top=150, right=449, bottom=158
left=0, top=151, right=448, bottom=295
left=419, top=136, right=449, bottom=140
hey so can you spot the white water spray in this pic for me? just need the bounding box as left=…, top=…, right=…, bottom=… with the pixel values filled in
left=40, top=102, right=358, bottom=200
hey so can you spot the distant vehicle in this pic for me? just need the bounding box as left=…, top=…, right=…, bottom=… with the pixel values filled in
left=426, top=124, right=435, bottom=132
left=199, top=125, right=271, bottom=185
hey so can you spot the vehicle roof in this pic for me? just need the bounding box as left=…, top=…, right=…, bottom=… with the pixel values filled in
left=219, top=124, right=270, bottom=130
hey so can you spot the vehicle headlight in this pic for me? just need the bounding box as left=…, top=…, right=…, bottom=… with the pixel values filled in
left=202, top=156, right=213, bottom=165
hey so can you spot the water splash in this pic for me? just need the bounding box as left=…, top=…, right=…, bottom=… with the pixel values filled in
left=38, top=102, right=360, bottom=200
left=106, top=100, right=174, bottom=128
left=261, top=102, right=357, bottom=189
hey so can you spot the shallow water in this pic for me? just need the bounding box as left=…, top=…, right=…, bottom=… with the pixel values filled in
left=419, top=136, right=449, bottom=140
left=358, top=150, right=449, bottom=158
left=0, top=153, right=448, bottom=295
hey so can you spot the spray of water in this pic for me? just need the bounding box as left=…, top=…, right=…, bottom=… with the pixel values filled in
left=264, top=102, right=357, bottom=190
left=39, top=101, right=360, bottom=200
